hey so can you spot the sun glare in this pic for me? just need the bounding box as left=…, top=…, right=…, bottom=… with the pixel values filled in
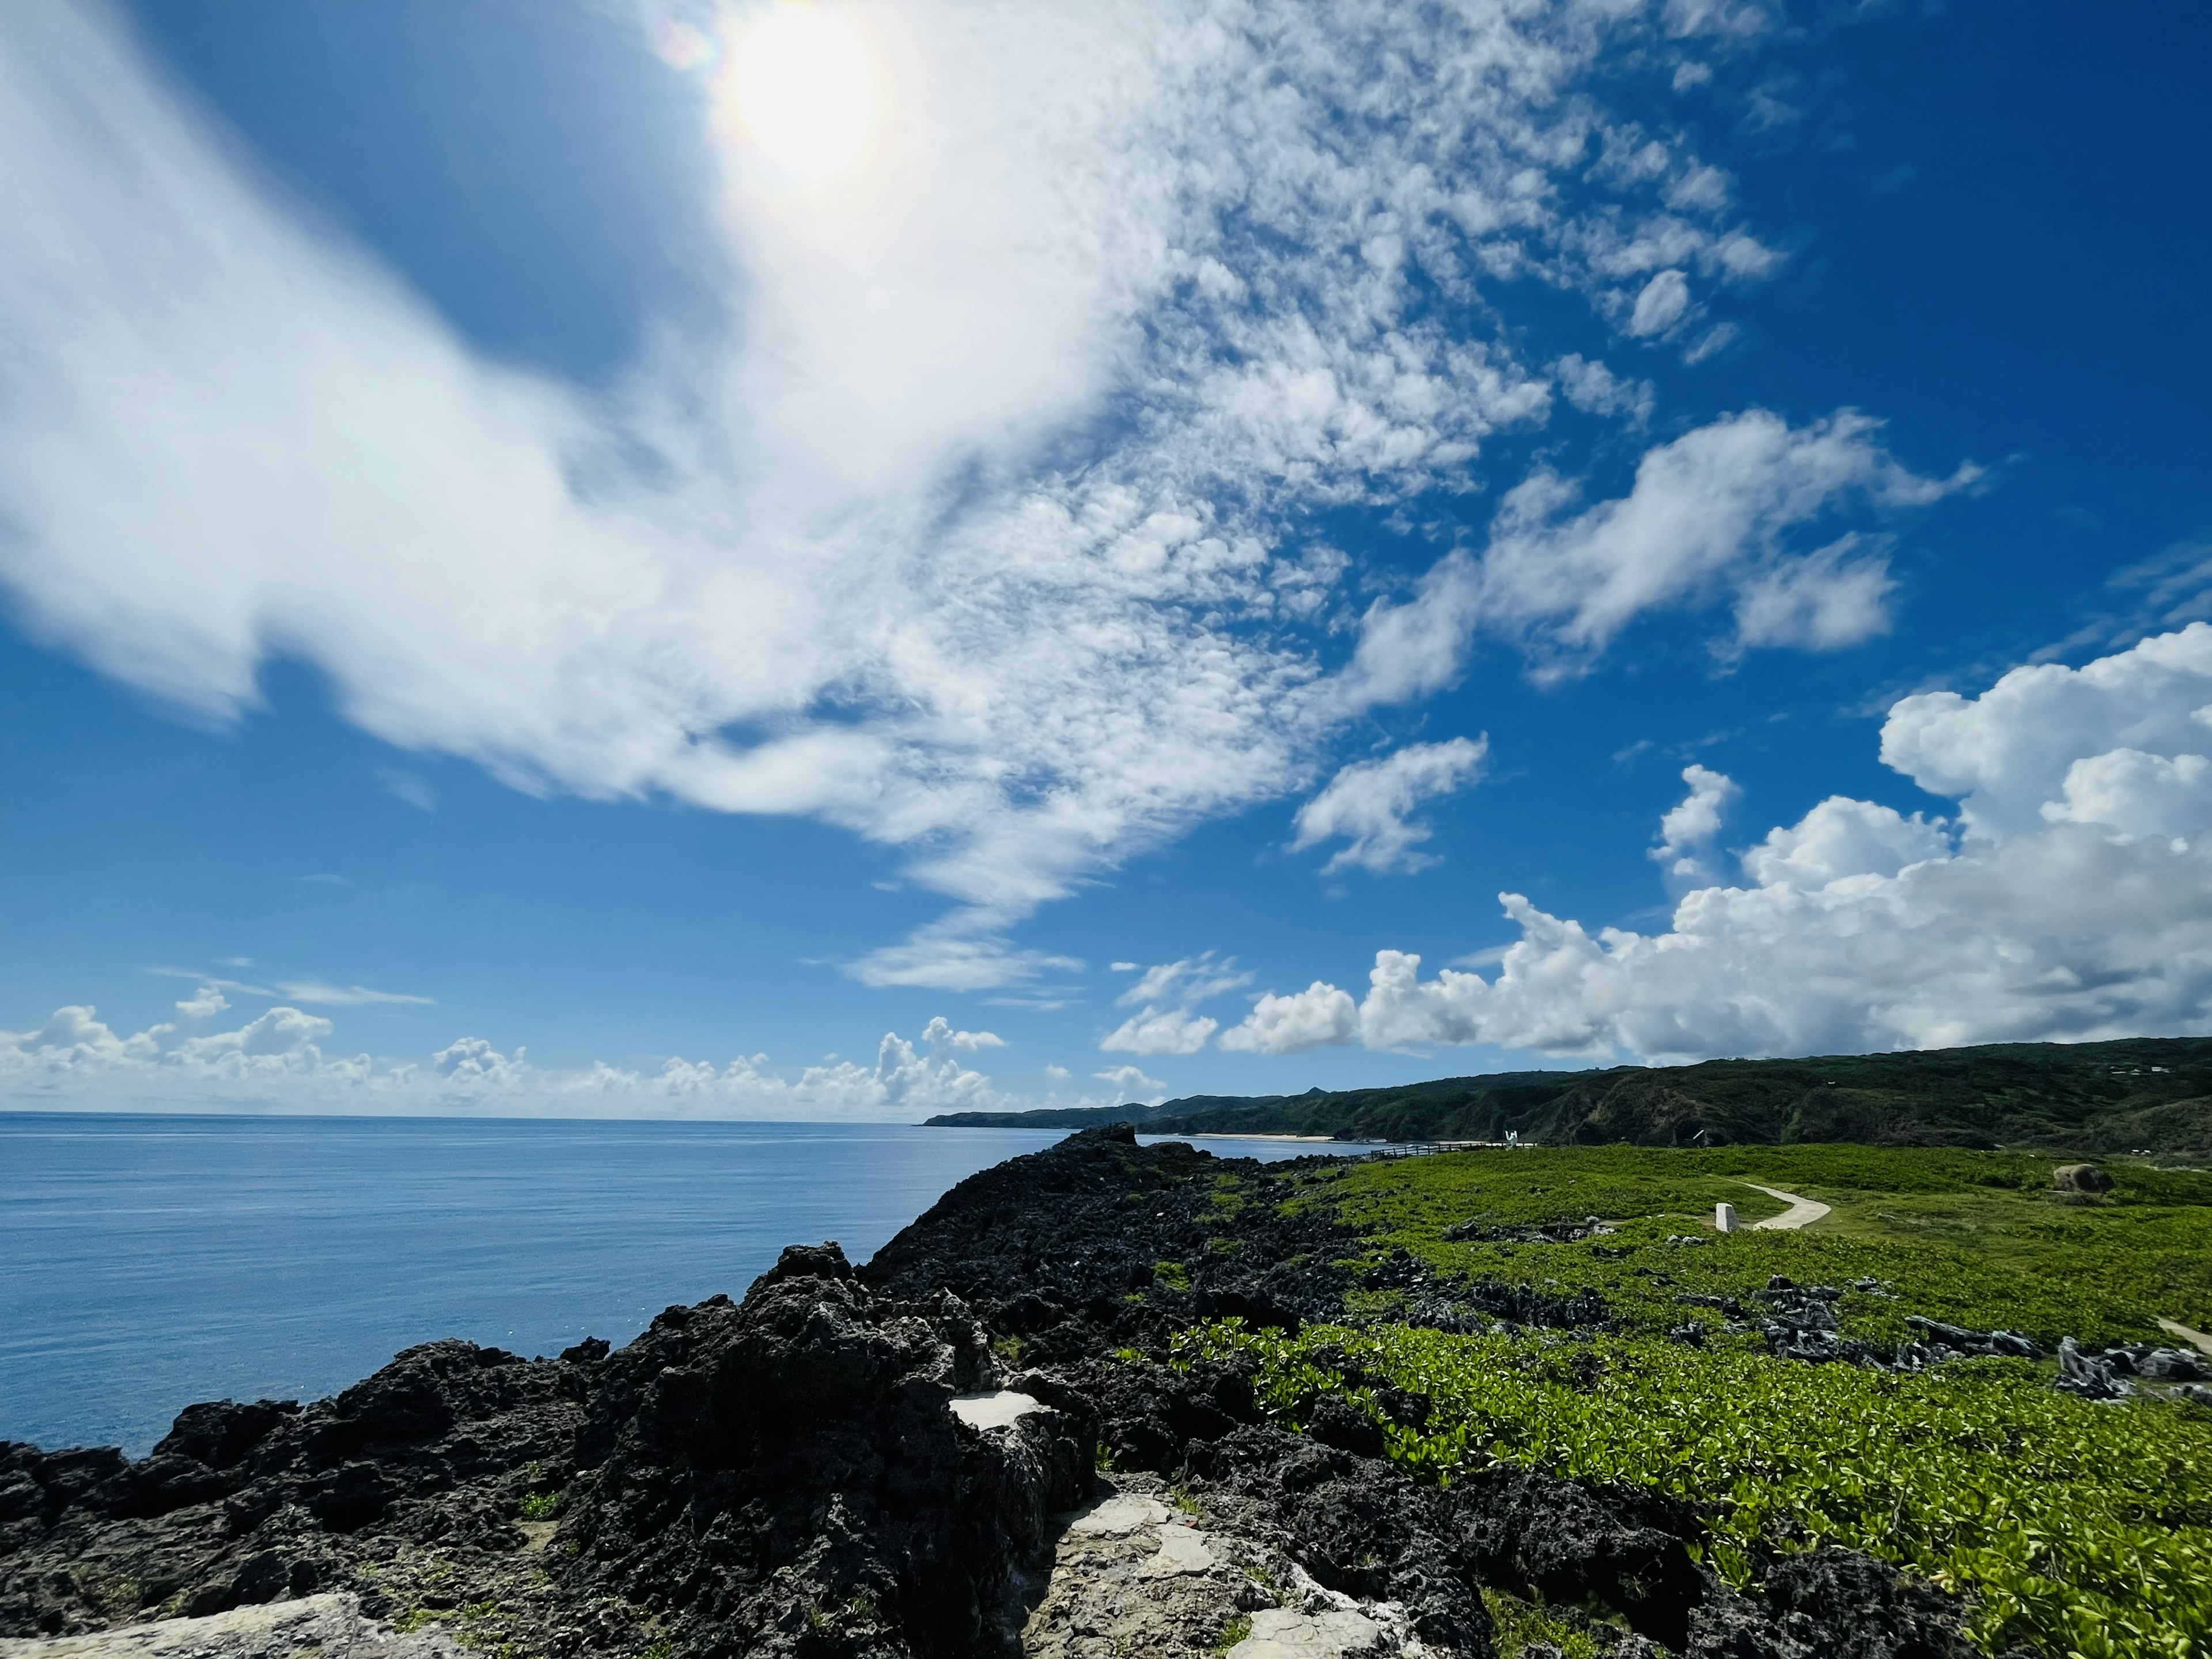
left=718, top=3, right=880, bottom=184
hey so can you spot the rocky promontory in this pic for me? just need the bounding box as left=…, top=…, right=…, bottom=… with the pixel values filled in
left=2, top=1127, right=1985, bottom=1659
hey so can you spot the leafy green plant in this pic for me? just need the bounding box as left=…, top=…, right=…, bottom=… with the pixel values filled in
left=1211, top=1613, right=1252, bottom=1653
left=1154, top=1259, right=1192, bottom=1291
left=1322, top=1146, right=2212, bottom=1343
left=1180, top=1319, right=2212, bottom=1659
left=1480, top=1589, right=1615, bottom=1659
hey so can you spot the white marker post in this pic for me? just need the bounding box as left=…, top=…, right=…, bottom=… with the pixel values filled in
left=1715, top=1202, right=1737, bottom=1234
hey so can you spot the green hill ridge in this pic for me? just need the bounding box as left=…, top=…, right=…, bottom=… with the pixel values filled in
left=925, top=1035, right=2212, bottom=1156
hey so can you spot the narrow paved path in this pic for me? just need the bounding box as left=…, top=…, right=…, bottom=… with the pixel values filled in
left=1743, top=1182, right=1832, bottom=1231
left=2158, top=1318, right=2212, bottom=1358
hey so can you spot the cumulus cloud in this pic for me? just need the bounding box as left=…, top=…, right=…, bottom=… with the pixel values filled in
left=175, top=984, right=229, bottom=1020
left=1649, top=763, right=1740, bottom=891
left=0, top=1001, right=1024, bottom=1120
left=0, top=0, right=1859, bottom=988
left=1292, top=737, right=1488, bottom=874
left=1217, top=981, right=1358, bottom=1053
left=1224, top=624, right=2212, bottom=1059
left=922, top=1015, right=1006, bottom=1051
left=1880, top=623, right=2212, bottom=840
left=1344, top=410, right=1975, bottom=705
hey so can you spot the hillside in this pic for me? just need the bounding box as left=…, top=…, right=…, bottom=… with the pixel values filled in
left=929, top=1036, right=2212, bottom=1156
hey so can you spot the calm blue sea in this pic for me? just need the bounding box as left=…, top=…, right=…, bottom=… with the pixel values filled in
left=0, top=1113, right=1359, bottom=1456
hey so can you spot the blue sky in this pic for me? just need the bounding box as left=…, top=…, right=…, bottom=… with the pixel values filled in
left=2, top=0, right=2209, bottom=1116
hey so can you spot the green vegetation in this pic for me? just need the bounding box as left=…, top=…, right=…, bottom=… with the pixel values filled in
left=1154, top=1259, right=1193, bottom=1292
left=517, top=1461, right=562, bottom=1522
left=1325, top=1144, right=2212, bottom=1343
left=1481, top=1588, right=1622, bottom=1658
left=1178, top=1143, right=2212, bottom=1659
left=1212, top=1613, right=1253, bottom=1654
left=933, top=1036, right=2212, bottom=1156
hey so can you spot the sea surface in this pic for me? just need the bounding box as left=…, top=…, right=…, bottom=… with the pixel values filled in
left=0, top=1112, right=1366, bottom=1455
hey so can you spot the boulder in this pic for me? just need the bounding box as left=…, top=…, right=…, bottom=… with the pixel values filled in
left=2052, top=1163, right=2113, bottom=1194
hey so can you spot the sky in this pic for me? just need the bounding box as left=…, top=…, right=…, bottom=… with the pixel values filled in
left=2, top=0, right=2209, bottom=1118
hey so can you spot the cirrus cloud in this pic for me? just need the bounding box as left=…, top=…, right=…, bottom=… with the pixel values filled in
left=0, top=0, right=1883, bottom=993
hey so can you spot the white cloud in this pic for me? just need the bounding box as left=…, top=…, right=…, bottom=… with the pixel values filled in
left=844, top=923, right=1081, bottom=993
left=1101, top=1007, right=1219, bottom=1056
left=175, top=984, right=229, bottom=1020
left=0, top=1000, right=1018, bottom=1121
left=1044, top=1063, right=1071, bottom=1080
left=1292, top=737, right=1488, bottom=874
left=1649, top=763, right=1740, bottom=891
left=1094, top=1063, right=1166, bottom=1101
left=274, top=982, right=435, bottom=1007
left=1115, top=952, right=1252, bottom=1009
left=923, top=1014, right=1006, bottom=1051
left=1626, top=268, right=1691, bottom=336
left=1880, top=623, right=2212, bottom=840
left=381, top=770, right=435, bottom=812
left=1553, top=354, right=1654, bottom=424
left=0, top=0, right=1846, bottom=987
left=1344, top=409, right=1975, bottom=704
left=1217, top=980, right=1359, bottom=1052
left=1101, top=951, right=1245, bottom=1054
left=1730, top=533, right=1895, bottom=651
left=1739, top=794, right=1950, bottom=888
left=1224, top=624, right=2212, bottom=1060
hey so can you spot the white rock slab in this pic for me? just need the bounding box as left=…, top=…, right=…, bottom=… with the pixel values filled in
left=1228, top=1606, right=1384, bottom=1658
left=948, top=1389, right=1043, bottom=1429
left=0, top=1594, right=457, bottom=1658
left=1139, top=1524, right=1216, bottom=1577
left=1067, top=1493, right=1172, bottom=1536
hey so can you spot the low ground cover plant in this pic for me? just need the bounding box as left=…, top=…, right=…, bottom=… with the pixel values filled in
left=1180, top=1320, right=2212, bottom=1659
left=1301, top=1146, right=2212, bottom=1344
left=1211, top=1145, right=2212, bottom=1658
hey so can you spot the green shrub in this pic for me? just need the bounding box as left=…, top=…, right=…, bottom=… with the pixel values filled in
left=1180, top=1319, right=2212, bottom=1659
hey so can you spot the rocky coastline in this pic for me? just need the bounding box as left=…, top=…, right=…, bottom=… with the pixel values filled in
left=3, top=1127, right=1994, bottom=1659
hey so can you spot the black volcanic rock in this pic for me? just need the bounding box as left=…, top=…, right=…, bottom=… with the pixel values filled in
left=861, top=1125, right=1361, bottom=1366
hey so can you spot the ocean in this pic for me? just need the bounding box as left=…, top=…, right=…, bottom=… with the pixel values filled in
left=0, top=1112, right=1361, bottom=1456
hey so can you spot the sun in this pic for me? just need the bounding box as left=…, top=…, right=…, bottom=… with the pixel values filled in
left=717, top=3, right=881, bottom=184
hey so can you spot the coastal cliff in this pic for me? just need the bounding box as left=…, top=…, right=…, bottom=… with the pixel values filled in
left=2, top=1128, right=1984, bottom=1659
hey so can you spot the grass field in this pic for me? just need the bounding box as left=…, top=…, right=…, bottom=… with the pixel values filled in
left=1188, top=1145, right=2212, bottom=1659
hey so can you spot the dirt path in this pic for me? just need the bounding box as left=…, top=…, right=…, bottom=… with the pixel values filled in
left=1743, top=1183, right=1832, bottom=1231
left=2158, top=1318, right=2212, bottom=1358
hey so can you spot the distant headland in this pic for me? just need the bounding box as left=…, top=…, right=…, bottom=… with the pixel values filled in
left=925, top=1035, right=2212, bottom=1158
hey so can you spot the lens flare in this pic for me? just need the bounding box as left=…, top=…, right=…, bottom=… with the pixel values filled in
left=717, top=3, right=880, bottom=184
